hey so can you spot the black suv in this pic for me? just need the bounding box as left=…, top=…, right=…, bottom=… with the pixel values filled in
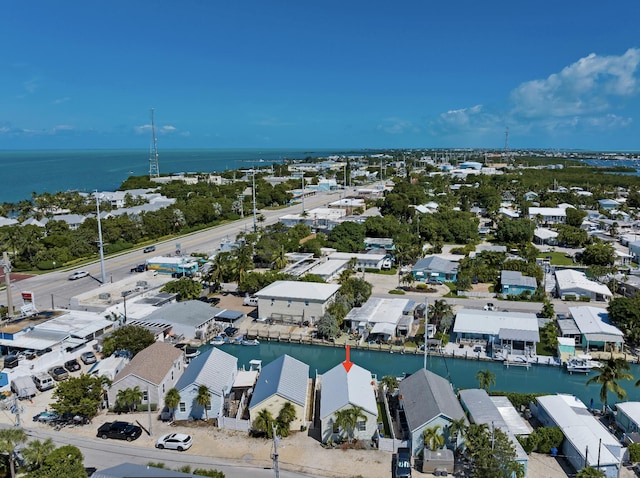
left=97, top=421, right=142, bottom=441
left=64, top=359, right=81, bottom=372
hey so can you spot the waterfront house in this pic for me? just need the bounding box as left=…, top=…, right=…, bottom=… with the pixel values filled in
left=452, top=309, right=539, bottom=356
left=107, top=341, right=185, bottom=411
left=173, top=347, right=237, bottom=421
left=533, top=228, right=558, bottom=246
left=555, top=269, right=612, bottom=302
left=364, top=237, right=395, bottom=252
left=398, top=369, right=468, bottom=457
left=255, top=281, right=340, bottom=326
left=500, top=270, right=537, bottom=297
left=319, top=361, right=377, bottom=444
left=412, top=256, right=458, bottom=283
left=344, top=297, right=414, bottom=341
left=139, top=300, right=233, bottom=341
left=249, top=354, right=310, bottom=431
left=568, top=306, right=624, bottom=352
left=531, top=394, right=622, bottom=478
left=459, top=389, right=529, bottom=475
left=598, top=199, right=621, bottom=211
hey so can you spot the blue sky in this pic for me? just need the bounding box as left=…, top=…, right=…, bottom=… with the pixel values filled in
left=1, top=1, right=639, bottom=151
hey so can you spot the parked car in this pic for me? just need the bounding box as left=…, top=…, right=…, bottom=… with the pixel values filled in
left=97, top=421, right=142, bottom=441
left=32, top=373, right=55, bottom=391
left=64, top=359, right=81, bottom=372
left=155, top=433, right=193, bottom=451
left=48, top=367, right=69, bottom=381
left=143, top=245, right=156, bottom=253
left=55, top=412, right=91, bottom=426
left=68, top=270, right=89, bottom=280
left=33, top=411, right=59, bottom=424
left=80, top=351, right=97, bottom=365
left=131, top=264, right=146, bottom=273
left=483, top=303, right=495, bottom=311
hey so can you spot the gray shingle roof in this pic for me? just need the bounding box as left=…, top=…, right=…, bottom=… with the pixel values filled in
left=250, top=354, right=309, bottom=409
left=501, top=270, right=537, bottom=288
left=412, top=256, right=458, bottom=274
left=175, top=347, right=237, bottom=396
left=398, top=368, right=467, bottom=432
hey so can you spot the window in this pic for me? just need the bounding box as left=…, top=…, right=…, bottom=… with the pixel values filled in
left=357, top=420, right=366, bottom=431
left=162, top=384, right=165, bottom=393
left=287, top=299, right=292, bottom=307
left=179, top=402, right=186, bottom=412
left=206, top=403, right=211, bottom=410
left=143, top=391, right=148, bottom=401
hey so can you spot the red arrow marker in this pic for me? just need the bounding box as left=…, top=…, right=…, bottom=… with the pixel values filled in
left=342, top=344, right=353, bottom=372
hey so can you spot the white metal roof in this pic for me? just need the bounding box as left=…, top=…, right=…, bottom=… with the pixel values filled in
left=569, top=306, right=623, bottom=338
left=616, top=402, right=640, bottom=426
left=555, top=270, right=612, bottom=297
left=344, top=297, right=410, bottom=326
left=534, top=228, right=559, bottom=240
left=255, top=280, right=340, bottom=301
left=320, top=362, right=377, bottom=419
left=536, top=394, right=621, bottom=467
left=453, top=309, right=539, bottom=338
left=310, top=259, right=349, bottom=276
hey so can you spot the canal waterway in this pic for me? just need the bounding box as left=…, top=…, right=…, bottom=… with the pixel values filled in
left=202, top=341, right=640, bottom=409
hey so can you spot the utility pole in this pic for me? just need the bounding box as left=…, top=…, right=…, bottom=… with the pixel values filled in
left=2, top=252, right=13, bottom=317
left=147, top=386, right=152, bottom=436
left=271, top=425, right=280, bottom=478
left=423, top=299, right=428, bottom=371
left=301, top=175, right=305, bottom=215
left=95, top=192, right=107, bottom=284
left=252, top=170, right=257, bottom=232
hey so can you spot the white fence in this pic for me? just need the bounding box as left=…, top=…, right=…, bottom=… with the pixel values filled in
left=218, top=416, right=250, bottom=432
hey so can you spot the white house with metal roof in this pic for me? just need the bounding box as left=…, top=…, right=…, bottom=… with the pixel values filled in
left=328, top=252, right=388, bottom=270
left=173, top=347, right=237, bottom=421
left=459, top=389, right=530, bottom=476
left=453, top=309, right=539, bottom=355
left=139, top=300, right=224, bottom=341
left=344, top=297, right=414, bottom=341
left=249, top=354, right=310, bottom=431
left=531, top=394, right=623, bottom=478
left=555, top=269, right=612, bottom=302
left=528, top=206, right=570, bottom=224
left=614, top=402, right=640, bottom=438
left=319, top=361, right=378, bottom=444
left=568, top=306, right=624, bottom=351
left=398, top=369, right=468, bottom=457
left=255, top=281, right=340, bottom=326
left=107, top=342, right=185, bottom=412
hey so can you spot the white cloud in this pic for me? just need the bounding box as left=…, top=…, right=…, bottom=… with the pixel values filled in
left=52, top=124, right=74, bottom=132
left=510, top=48, right=640, bottom=118
left=160, top=125, right=176, bottom=134
left=135, top=124, right=177, bottom=135
left=52, top=97, right=70, bottom=105
left=376, top=118, right=418, bottom=135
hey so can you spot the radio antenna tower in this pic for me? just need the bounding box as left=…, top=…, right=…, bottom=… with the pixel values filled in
left=504, top=126, right=511, bottom=163
left=148, top=108, right=160, bottom=179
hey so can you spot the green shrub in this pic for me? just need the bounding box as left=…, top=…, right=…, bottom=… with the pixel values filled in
left=579, top=296, right=591, bottom=302
left=416, top=283, right=429, bottom=290
left=389, top=289, right=405, bottom=295
left=518, top=426, right=563, bottom=454
left=629, top=443, right=640, bottom=462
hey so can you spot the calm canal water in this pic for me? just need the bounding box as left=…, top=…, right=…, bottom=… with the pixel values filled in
left=203, top=342, right=640, bottom=409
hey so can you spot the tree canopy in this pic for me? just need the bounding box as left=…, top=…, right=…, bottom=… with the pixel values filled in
left=51, top=374, right=111, bottom=418
left=101, top=325, right=156, bottom=357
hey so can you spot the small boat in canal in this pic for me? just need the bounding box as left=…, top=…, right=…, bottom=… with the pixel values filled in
left=565, top=354, right=602, bottom=374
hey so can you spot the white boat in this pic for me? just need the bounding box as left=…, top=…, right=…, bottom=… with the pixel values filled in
left=565, top=354, right=602, bottom=374
left=210, top=336, right=226, bottom=346
left=242, top=339, right=260, bottom=346
left=184, top=347, right=201, bottom=360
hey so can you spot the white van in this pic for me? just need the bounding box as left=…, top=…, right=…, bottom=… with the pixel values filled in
left=32, top=373, right=55, bottom=392
left=243, top=296, right=258, bottom=307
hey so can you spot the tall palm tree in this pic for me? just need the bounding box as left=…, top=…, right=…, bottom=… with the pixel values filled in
left=335, top=405, right=366, bottom=443
left=117, top=386, right=143, bottom=412
left=271, top=246, right=288, bottom=270
left=164, top=388, right=181, bottom=419
left=423, top=424, right=445, bottom=451
left=429, top=299, right=454, bottom=332
left=447, top=417, right=468, bottom=453
left=252, top=408, right=275, bottom=438
left=0, top=428, right=27, bottom=478
left=21, top=438, right=55, bottom=471
left=476, top=369, right=496, bottom=392
left=587, top=357, right=632, bottom=410
left=195, top=385, right=211, bottom=420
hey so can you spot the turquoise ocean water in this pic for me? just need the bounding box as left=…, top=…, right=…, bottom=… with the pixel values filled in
left=0, top=149, right=360, bottom=204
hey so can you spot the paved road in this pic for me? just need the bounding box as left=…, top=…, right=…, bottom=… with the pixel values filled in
left=4, top=190, right=342, bottom=311
left=17, top=424, right=313, bottom=478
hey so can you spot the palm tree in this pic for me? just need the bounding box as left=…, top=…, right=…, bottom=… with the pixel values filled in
left=587, top=357, right=632, bottom=410
left=21, top=438, right=55, bottom=471
left=276, top=401, right=297, bottom=436
left=252, top=408, right=275, bottom=438
left=271, top=246, right=288, bottom=270
left=379, top=375, right=399, bottom=393
left=576, top=466, right=606, bottom=478
left=195, top=385, right=211, bottom=420
left=164, top=388, right=181, bottom=420
left=333, top=409, right=353, bottom=443
left=429, top=299, right=454, bottom=331
left=0, top=428, right=27, bottom=478
left=334, top=405, right=366, bottom=443
left=447, top=417, right=468, bottom=453
left=476, top=369, right=496, bottom=392
left=117, top=386, right=143, bottom=412
left=423, top=424, right=445, bottom=451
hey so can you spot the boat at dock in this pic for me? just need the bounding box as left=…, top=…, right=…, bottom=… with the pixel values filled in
left=242, top=339, right=260, bottom=346
left=210, top=335, right=227, bottom=346
left=565, top=354, right=602, bottom=374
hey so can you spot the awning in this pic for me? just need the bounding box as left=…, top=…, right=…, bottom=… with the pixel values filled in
left=370, top=322, right=396, bottom=336
left=584, top=333, right=624, bottom=343
left=498, top=328, right=540, bottom=342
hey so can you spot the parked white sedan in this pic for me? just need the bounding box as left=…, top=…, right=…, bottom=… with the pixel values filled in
left=155, top=433, right=193, bottom=451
